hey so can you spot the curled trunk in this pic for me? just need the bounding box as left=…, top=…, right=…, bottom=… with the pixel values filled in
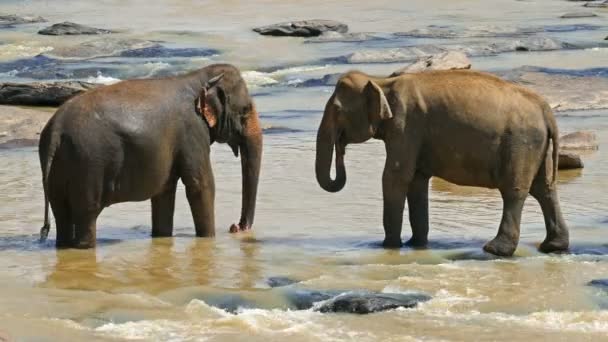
left=315, top=115, right=346, bottom=192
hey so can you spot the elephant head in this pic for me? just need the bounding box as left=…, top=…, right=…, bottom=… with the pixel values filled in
left=197, top=67, right=263, bottom=232
left=315, top=71, right=393, bottom=192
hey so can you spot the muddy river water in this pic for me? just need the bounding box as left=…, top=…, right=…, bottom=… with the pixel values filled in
left=1, top=0, right=608, bottom=340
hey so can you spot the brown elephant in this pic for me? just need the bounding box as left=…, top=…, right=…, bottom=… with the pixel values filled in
left=39, top=64, right=262, bottom=248
left=315, top=69, right=569, bottom=256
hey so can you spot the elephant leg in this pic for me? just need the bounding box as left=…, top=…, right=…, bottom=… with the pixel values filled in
left=483, top=190, right=527, bottom=256
left=73, top=209, right=100, bottom=249
left=382, top=166, right=414, bottom=249
left=530, top=172, right=569, bottom=253
left=50, top=197, right=74, bottom=248
left=151, top=181, right=178, bottom=237
left=183, top=170, right=215, bottom=238
left=405, top=173, right=430, bottom=248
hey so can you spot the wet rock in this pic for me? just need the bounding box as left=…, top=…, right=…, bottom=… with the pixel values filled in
left=560, top=12, right=598, bottom=18
left=38, top=22, right=113, bottom=35
left=266, top=276, right=299, bottom=288
left=253, top=20, right=348, bottom=37
left=558, top=153, right=584, bottom=170
left=47, top=38, right=158, bottom=59
left=262, top=126, right=304, bottom=134
left=315, top=291, right=431, bottom=314
left=298, top=73, right=341, bottom=87
left=120, top=46, right=219, bottom=58
left=284, top=289, right=343, bottom=310
left=561, top=131, right=599, bottom=150
left=390, top=51, right=471, bottom=76
left=588, top=279, right=608, bottom=290
left=0, top=81, right=98, bottom=106
left=0, top=14, right=46, bottom=27
left=201, top=293, right=257, bottom=313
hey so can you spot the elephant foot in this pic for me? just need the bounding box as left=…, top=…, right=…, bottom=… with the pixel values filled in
left=229, top=223, right=251, bottom=234
left=382, top=238, right=402, bottom=249
left=539, top=236, right=569, bottom=254
left=483, top=237, right=517, bottom=257
left=73, top=239, right=96, bottom=249
left=405, top=237, right=428, bottom=249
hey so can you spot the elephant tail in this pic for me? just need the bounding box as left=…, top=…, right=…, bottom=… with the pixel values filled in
left=545, top=104, right=559, bottom=186
left=39, top=126, right=60, bottom=243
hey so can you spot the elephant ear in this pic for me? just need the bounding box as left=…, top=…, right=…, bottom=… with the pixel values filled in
left=197, top=73, right=225, bottom=128
left=364, top=80, right=393, bottom=123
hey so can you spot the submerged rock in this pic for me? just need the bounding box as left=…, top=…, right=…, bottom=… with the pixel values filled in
left=0, top=81, right=98, bottom=106
left=119, top=46, right=219, bottom=58
left=0, top=105, right=53, bottom=149
left=584, top=2, right=608, bottom=8
left=560, top=12, right=598, bottom=18
left=202, top=293, right=257, bottom=313
left=0, top=14, right=46, bottom=27
left=588, top=279, right=608, bottom=290
left=253, top=20, right=348, bottom=37
left=315, top=291, right=431, bottom=314
left=38, top=22, right=113, bottom=35
left=47, top=38, right=158, bottom=59
left=284, top=289, right=343, bottom=310
left=298, top=73, right=341, bottom=87
left=305, top=31, right=382, bottom=43
left=266, top=276, right=299, bottom=288
left=558, top=153, right=584, bottom=170
left=0, top=138, right=39, bottom=149
left=390, top=51, right=471, bottom=76
left=561, top=131, right=599, bottom=150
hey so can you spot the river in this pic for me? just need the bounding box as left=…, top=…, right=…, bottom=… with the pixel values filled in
left=0, top=0, right=608, bottom=341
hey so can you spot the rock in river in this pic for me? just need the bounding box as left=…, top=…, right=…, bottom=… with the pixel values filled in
left=588, top=279, right=608, bottom=290
left=391, top=51, right=471, bottom=76
left=558, top=153, right=584, bottom=170
left=0, top=105, right=53, bottom=149
left=253, top=19, right=348, bottom=37
left=266, top=276, right=299, bottom=288
left=0, top=81, right=98, bottom=106
left=38, top=22, right=113, bottom=35
left=315, top=291, right=431, bottom=314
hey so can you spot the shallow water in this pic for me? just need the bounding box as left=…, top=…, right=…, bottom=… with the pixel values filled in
left=1, top=0, right=608, bottom=341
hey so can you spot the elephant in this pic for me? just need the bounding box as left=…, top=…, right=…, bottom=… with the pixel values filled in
left=38, top=64, right=263, bottom=248
left=315, top=69, right=569, bottom=256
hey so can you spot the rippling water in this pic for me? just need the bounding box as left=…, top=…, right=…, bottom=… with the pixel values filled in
left=1, top=0, right=608, bottom=340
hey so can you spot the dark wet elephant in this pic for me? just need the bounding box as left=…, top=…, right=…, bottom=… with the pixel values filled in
left=315, top=69, right=569, bottom=256
left=39, top=64, right=263, bottom=248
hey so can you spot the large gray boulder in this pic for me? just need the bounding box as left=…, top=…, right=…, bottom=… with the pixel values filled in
left=391, top=51, right=471, bottom=76
left=0, top=81, right=98, bottom=106
left=38, top=21, right=113, bottom=35
left=253, top=20, right=348, bottom=37
left=315, top=291, right=431, bottom=314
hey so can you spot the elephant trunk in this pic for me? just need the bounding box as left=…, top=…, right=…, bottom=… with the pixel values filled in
left=237, top=107, right=263, bottom=230
left=315, top=115, right=346, bottom=193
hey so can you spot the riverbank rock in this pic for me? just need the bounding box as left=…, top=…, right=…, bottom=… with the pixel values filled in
left=0, top=81, right=98, bottom=106
left=253, top=20, right=348, bottom=37
left=561, top=131, right=599, bottom=150
left=584, top=1, right=608, bottom=8
left=0, top=14, right=46, bottom=27
left=558, top=153, right=584, bottom=170
left=560, top=12, right=598, bottom=18
left=390, top=51, right=471, bottom=76
left=315, top=291, right=431, bottom=314
left=38, top=22, right=113, bottom=35
left=0, top=105, right=53, bottom=149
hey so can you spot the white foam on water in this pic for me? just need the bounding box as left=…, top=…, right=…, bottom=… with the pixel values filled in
left=242, top=71, right=279, bottom=87
left=86, top=73, right=121, bottom=85
left=268, top=65, right=329, bottom=76
left=97, top=320, right=202, bottom=341
left=0, top=44, right=54, bottom=60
